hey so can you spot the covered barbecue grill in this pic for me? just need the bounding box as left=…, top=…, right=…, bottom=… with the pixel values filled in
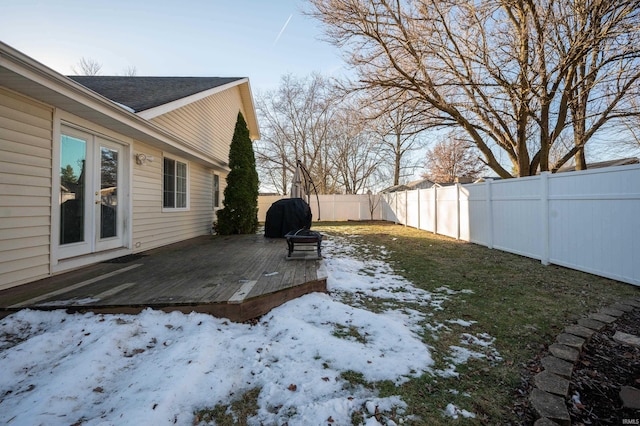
left=264, top=197, right=312, bottom=238
left=264, top=161, right=323, bottom=259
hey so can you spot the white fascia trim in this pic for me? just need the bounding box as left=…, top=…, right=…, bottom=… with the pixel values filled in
left=136, top=78, right=249, bottom=120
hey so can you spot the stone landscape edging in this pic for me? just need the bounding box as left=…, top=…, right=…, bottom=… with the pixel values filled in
left=529, top=298, right=640, bottom=426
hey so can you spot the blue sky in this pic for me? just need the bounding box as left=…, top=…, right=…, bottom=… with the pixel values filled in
left=0, top=0, right=345, bottom=93
left=2, top=0, right=635, bottom=170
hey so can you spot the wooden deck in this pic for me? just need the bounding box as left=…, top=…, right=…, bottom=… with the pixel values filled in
left=0, top=234, right=326, bottom=322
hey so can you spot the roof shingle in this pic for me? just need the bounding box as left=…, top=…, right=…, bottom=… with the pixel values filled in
left=68, top=76, right=244, bottom=112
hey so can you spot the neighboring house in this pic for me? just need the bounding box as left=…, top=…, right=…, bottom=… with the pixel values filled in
left=381, top=178, right=437, bottom=193
left=556, top=157, right=639, bottom=173
left=381, top=183, right=410, bottom=193
left=0, top=42, right=260, bottom=290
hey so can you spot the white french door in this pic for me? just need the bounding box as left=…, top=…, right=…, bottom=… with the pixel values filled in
left=58, top=126, right=127, bottom=259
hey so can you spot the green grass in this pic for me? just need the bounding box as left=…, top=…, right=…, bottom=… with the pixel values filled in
left=332, top=323, right=369, bottom=344
left=312, top=221, right=639, bottom=424
left=194, top=388, right=260, bottom=426
left=196, top=221, right=638, bottom=425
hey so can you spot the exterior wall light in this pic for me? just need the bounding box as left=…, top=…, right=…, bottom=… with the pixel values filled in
left=135, top=153, right=154, bottom=165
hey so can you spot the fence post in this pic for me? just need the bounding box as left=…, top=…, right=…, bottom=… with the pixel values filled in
left=541, top=172, right=550, bottom=265
left=433, top=185, right=438, bottom=234
left=456, top=183, right=461, bottom=240
left=417, top=188, right=421, bottom=230
left=395, top=192, right=398, bottom=224
left=486, top=179, right=494, bottom=249
left=404, top=190, right=408, bottom=226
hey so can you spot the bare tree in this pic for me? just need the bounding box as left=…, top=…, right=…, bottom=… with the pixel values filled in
left=71, top=57, right=102, bottom=75
left=544, top=1, right=640, bottom=171
left=121, top=65, right=138, bottom=76
left=254, top=73, right=339, bottom=194
left=621, top=95, right=640, bottom=153
left=423, top=136, right=485, bottom=183
left=307, top=0, right=640, bottom=177
left=329, top=106, right=383, bottom=193
left=367, top=190, right=381, bottom=220
left=362, top=90, right=428, bottom=186
left=256, top=74, right=387, bottom=194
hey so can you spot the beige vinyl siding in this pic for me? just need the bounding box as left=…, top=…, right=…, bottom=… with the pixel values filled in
left=132, top=142, right=216, bottom=252
left=150, top=87, right=246, bottom=163
left=0, top=88, right=53, bottom=290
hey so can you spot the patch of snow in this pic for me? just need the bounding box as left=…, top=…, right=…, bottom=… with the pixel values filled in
left=434, top=364, right=459, bottom=378
left=447, top=345, right=488, bottom=364
left=446, top=319, right=477, bottom=327
left=443, top=403, right=476, bottom=419
left=323, top=237, right=441, bottom=310
left=435, top=286, right=474, bottom=295
left=0, top=234, right=501, bottom=425
left=0, top=236, right=437, bottom=426
left=460, top=332, right=495, bottom=347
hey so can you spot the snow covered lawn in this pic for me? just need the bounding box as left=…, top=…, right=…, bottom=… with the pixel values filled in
left=0, top=234, right=499, bottom=425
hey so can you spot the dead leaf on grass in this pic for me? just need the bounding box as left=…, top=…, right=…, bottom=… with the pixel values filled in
left=288, top=384, right=297, bottom=391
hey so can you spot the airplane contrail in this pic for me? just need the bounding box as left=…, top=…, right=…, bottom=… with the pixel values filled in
left=273, top=14, right=293, bottom=46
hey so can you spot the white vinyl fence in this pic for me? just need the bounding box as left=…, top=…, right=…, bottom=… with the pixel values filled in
left=258, top=194, right=384, bottom=223
left=382, top=165, right=640, bottom=286
left=258, top=164, right=639, bottom=286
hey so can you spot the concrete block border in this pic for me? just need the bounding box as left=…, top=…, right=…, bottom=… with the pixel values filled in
left=529, top=297, right=640, bottom=425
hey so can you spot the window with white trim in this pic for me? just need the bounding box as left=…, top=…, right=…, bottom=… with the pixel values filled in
left=163, top=157, right=188, bottom=209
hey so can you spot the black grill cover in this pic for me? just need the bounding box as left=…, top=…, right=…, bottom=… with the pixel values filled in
left=264, top=198, right=312, bottom=238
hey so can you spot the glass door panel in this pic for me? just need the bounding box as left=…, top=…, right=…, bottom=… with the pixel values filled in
left=95, top=139, right=124, bottom=251
left=100, top=146, right=118, bottom=239
left=60, top=135, right=87, bottom=245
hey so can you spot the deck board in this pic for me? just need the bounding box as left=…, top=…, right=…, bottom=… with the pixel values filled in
left=0, top=234, right=326, bottom=322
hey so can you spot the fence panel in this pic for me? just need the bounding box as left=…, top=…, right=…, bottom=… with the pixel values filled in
left=490, top=176, right=544, bottom=260
left=257, top=195, right=285, bottom=222
left=466, top=182, right=490, bottom=246
left=547, top=166, right=640, bottom=285
left=418, top=188, right=436, bottom=232
left=436, top=186, right=459, bottom=239
left=382, top=192, right=397, bottom=222
left=458, top=186, right=471, bottom=241
left=318, top=194, right=371, bottom=221
left=396, top=191, right=408, bottom=225
left=406, top=190, right=420, bottom=228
